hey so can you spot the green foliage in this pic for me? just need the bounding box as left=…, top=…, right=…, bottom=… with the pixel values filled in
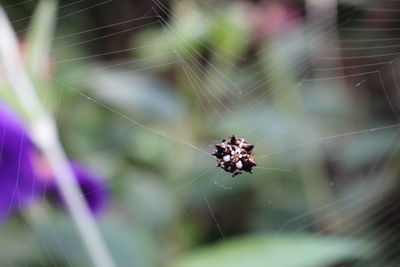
left=32, top=217, right=158, bottom=267
left=25, top=0, right=57, bottom=109
left=0, top=0, right=398, bottom=266
left=172, top=234, right=372, bottom=267
left=25, top=0, right=56, bottom=75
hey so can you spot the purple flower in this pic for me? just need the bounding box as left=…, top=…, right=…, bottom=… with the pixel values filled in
left=0, top=102, right=108, bottom=220
left=0, top=103, right=43, bottom=220
left=45, top=162, right=109, bottom=215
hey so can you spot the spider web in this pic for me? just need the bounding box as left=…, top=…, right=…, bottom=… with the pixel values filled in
left=2, top=0, right=400, bottom=266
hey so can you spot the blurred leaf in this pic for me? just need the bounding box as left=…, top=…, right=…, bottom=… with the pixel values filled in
left=133, top=28, right=177, bottom=66
left=25, top=0, right=56, bottom=76
left=171, top=234, right=372, bottom=267
left=0, top=84, right=24, bottom=115
left=86, top=69, right=184, bottom=123
left=34, top=218, right=157, bottom=267
left=124, top=176, right=177, bottom=230
left=338, top=131, right=395, bottom=168
left=0, top=220, right=43, bottom=266
left=208, top=4, right=248, bottom=63
left=133, top=3, right=211, bottom=67
left=25, top=0, right=57, bottom=107
left=128, top=129, right=173, bottom=164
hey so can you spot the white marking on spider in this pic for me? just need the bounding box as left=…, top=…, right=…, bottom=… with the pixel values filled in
left=236, top=161, right=243, bottom=169
left=223, top=155, right=231, bottom=162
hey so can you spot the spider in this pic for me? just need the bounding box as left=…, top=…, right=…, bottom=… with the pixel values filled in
left=212, top=135, right=256, bottom=177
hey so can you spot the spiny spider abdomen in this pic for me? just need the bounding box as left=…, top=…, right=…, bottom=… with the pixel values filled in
left=212, top=135, right=256, bottom=177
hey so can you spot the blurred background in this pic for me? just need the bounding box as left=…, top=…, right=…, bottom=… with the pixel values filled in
left=1, top=0, right=400, bottom=266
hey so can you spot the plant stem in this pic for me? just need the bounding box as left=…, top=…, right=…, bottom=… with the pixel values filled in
left=0, top=6, right=115, bottom=267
